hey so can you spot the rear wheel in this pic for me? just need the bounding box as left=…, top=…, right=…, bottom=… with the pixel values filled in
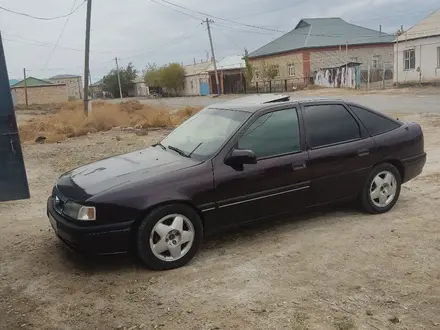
left=360, top=163, right=401, bottom=214
left=136, top=204, right=203, bottom=270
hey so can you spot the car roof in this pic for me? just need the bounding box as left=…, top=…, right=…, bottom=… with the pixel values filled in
left=208, top=94, right=346, bottom=113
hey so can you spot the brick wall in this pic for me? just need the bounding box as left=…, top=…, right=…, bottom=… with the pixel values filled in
left=309, top=44, right=394, bottom=72
left=249, top=52, right=304, bottom=82
left=11, top=84, right=69, bottom=105
left=248, top=44, right=393, bottom=86
left=49, top=78, right=83, bottom=99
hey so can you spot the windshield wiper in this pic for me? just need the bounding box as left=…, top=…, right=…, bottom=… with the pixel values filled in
left=168, top=145, right=191, bottom=158
left=152, top=141, right=166, bottom=150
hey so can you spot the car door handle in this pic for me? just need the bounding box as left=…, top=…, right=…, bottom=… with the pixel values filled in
left=358, top=149, right=369, bottom=156
left=292, top=162, right=307, bottom=170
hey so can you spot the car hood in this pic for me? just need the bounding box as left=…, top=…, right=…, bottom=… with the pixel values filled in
left=56, top=146, right=201, bottom=201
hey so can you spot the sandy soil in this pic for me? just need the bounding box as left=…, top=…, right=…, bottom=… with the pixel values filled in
left=1, top=112, right=440, bottom=330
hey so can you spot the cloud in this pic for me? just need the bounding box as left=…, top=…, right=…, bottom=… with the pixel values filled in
left=1, top=0, right=438, bottom=81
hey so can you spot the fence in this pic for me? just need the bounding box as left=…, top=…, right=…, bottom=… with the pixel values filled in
left=245, top=77, right=310, bottom=94
left=360, top=59, right=394, bottom=91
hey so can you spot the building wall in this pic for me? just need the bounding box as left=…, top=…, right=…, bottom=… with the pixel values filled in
left=49, top=77, right=83, bottom=99
left=248, top=52, right=304, bottom=83
left=134, top=82, right=150, bottom=97
left=11, top=85, right=69, bottom=105
left=184, top=74, right=209, bottom=96
left=309, top=44, right=393, bottom=71
left=393, top=36, right=440, bottom=84
left=249, top=44, right=393, bottom=86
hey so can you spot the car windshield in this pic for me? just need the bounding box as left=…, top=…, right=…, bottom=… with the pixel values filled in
left=160, top=107, right=250, bottom=160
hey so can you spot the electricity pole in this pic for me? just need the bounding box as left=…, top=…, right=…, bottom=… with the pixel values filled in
left=83, top=0, right=92, bottom=115
left=115, top=57, right=123, bottom=100
left=23, top=68, right=28, bottom=108
left=204, top=18, right=220, bottom=95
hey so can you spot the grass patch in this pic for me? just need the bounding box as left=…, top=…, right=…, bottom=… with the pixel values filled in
left=333, top=316, right=356, bottom=330
left=19, top=101, right=202, bottom=143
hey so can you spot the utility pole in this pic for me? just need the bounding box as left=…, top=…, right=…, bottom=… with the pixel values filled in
left=23, top=68, right=28, bottom=108
left=204, top=18, right=220, bottom=95
left=345, top=41, right=348, bottom=86
left=83, top=0, right=92, bottom=115
left=115, top=57, right=123, bottom=99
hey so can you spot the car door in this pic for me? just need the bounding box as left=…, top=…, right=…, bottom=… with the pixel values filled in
left=211, top=106, right=311, bottom=230
left=0, top=36, right=30, bottom=202
left=301, top=102, right=376, bottom=206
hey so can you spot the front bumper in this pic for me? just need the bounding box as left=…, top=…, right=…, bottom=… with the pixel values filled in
left=47, top=197, right=134, bottom=254
left=402, top=152, right=427, bottom=183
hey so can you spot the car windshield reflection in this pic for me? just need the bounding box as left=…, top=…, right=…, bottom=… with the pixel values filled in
left=160, top=107, right=250, bottom=159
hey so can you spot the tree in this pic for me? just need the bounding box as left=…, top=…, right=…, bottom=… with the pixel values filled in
left=103, top=62, right=137, bottom=98
left=243, top=55, right=254, bottom=84
left=144, top=62, right=185, bottom=95
left=263, top=63, right=278, bottom=81
left=161, top=63, right=185, bottom=95
left=144, top=63, right=163, bottom=87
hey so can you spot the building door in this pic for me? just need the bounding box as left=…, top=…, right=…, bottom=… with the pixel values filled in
left=0, top=35, right=30, bottom=202
left=199, top=78, right=209, bottom=96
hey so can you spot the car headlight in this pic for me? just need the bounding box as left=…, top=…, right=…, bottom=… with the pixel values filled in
left=63, top=201, right=96, bottom=221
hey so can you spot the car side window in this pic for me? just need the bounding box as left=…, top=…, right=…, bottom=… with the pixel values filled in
left=303, top=104, right=360, bottom=148
left=237, top=108, right=301, bottom=158
left=350, top=105, right=401, bottom=136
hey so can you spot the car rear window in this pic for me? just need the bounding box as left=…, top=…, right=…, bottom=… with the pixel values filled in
left=350, top=105, right=401, bottom=136
left=303, top=104, right=361, bottom=148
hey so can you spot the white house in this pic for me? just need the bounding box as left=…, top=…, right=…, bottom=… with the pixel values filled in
left=183, top=61, right=212, bottom=96
left=134, top=75, right=149, bottom=97
left=394, top=8, right=440, bottom=84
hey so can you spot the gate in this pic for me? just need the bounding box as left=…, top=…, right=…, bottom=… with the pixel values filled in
left=199, top=78, right=209, bottom=96
left=0, top=34, right=30, bottom=201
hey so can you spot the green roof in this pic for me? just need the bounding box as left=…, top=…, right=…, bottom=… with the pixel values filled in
left=248, top=18, right=394, bottom=58
left=11, top=77, right=54, bottom=87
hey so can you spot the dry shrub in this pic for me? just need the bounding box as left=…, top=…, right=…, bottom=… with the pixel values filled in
left=119, top=100, right=144, bottom=113
left=19, top=101, right=203, bottom=143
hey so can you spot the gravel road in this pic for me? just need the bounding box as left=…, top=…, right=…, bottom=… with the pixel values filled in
left=1, top=111, right=440, bottom=330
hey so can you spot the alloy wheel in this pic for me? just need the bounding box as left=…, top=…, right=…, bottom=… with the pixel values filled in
left=370, top=170, right=397, bottom=208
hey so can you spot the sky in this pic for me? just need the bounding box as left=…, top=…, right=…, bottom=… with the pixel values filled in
left=1, top=0, right=439, bottom=83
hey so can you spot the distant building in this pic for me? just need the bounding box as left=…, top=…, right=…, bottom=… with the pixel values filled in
left=394, top=8, right=440, bottom=85
left=49, top=74, right=83, bottom=100
left=10, top=77, right=68, bottom=104
left=247, top=18, right=394, bottom=86
left=134, top=75, right=149, bottom=97
left=183, top=61, right=211, bottom=96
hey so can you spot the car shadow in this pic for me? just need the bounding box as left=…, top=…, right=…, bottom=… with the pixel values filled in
left=43, top=202, right=360, bottom=273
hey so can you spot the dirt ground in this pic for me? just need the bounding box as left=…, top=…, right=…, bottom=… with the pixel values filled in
left=1, top=111, right=440, bottom=330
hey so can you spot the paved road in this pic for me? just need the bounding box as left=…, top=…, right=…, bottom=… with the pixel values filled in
left=106, top=91, right=440, bottom=114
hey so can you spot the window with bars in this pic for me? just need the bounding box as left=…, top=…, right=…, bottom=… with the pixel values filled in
left=403, top=49, right=415, bottom=70
left=288, top=64, right=295, bottom=76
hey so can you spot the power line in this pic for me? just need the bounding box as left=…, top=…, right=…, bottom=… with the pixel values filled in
left=152, top=0, right=286, bottom=33
left=0, top=1, right=86, bottom=21
left=149, top=0, right=199, bottom=20
left=43, top=0, right=79, bottom=69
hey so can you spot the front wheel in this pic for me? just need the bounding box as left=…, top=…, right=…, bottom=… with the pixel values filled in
left=360, top=163, right=401, bottom=214
left=136, top=204, right=203, bottom=270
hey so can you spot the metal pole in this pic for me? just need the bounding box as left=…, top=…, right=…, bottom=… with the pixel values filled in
left=23, top=68, right=28, bottom=108
left=205, top=18, right=220, bottom=95
left=83, top=0, right=92, bottom=115
left=345, top=41, right=348, bottom=86
left=396, top=37, right=399, bottom=86
left=115, top=57, right=123, bottom=99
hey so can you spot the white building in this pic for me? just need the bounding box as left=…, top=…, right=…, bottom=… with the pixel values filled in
left=183, top=61, right=212, bottom=96
left=394, top=8, right=440, bottom=85
left=133, top=75, right=149, bottom=97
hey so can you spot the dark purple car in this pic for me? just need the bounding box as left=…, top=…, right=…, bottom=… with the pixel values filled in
left=47, top=94, right=426, bottom=270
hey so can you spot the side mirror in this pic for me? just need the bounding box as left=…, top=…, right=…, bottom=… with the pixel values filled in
left=225, top=149, right=257, bottom=167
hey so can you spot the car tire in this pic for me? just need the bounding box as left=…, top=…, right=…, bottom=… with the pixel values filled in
left=360, top=163, right=402, bottom=214
left=136, top=204, right=203, bottom=270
